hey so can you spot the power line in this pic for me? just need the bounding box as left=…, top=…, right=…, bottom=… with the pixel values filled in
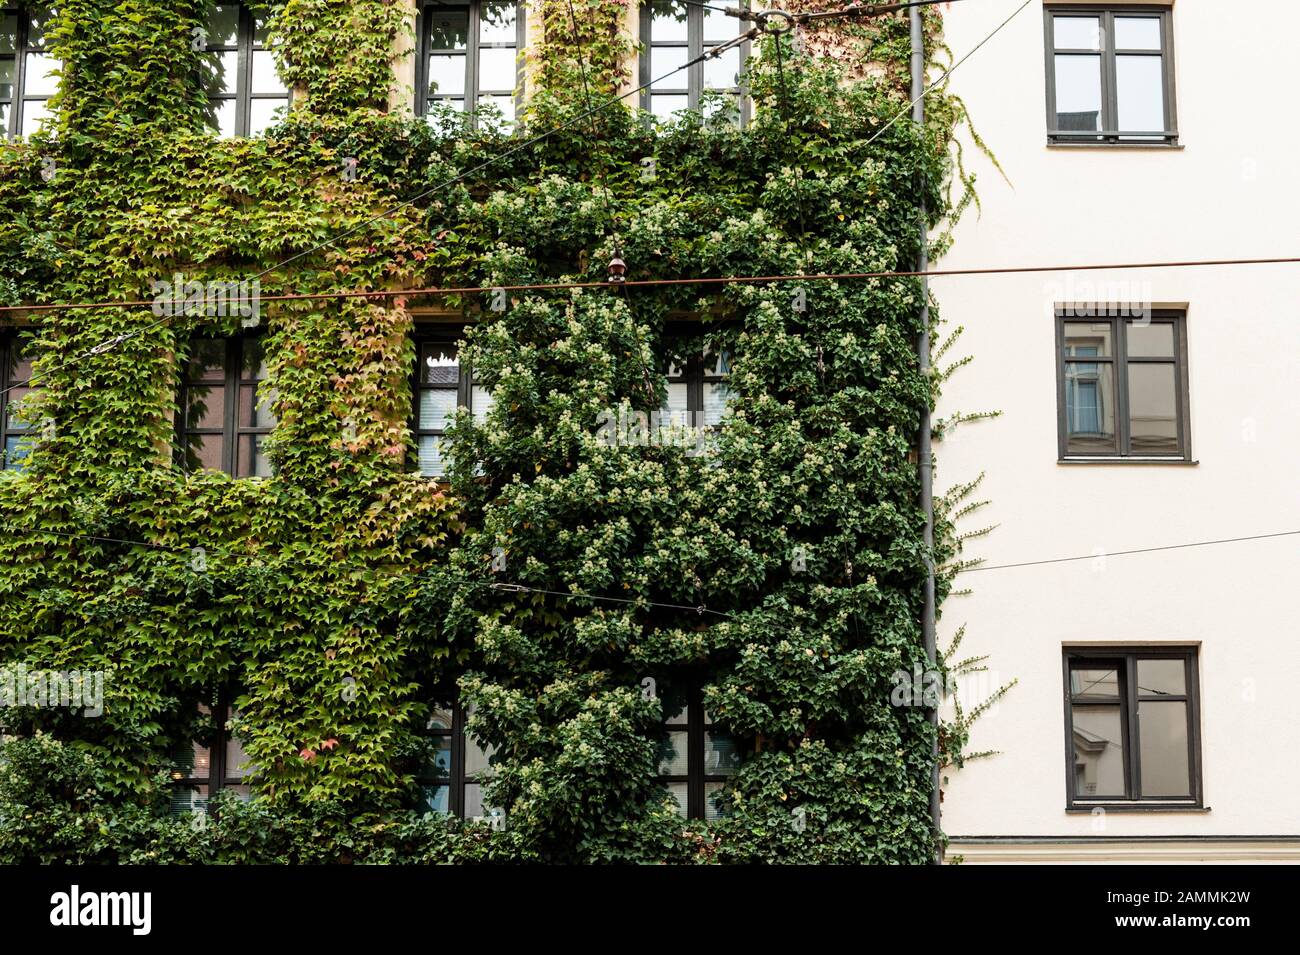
left=1, top=522, right=738, bottom=618
left=960, top=530, right=1300, bottom=574
left=7, top=252, right=1300, bottom=318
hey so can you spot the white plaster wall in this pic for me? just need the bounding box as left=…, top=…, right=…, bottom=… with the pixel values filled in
left=934, top=0, right=1300, bottom=836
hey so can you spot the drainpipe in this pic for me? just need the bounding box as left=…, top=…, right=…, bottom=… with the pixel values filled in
left=910, top=3, right=943, bottom=866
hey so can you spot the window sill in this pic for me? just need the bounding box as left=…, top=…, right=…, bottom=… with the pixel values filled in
left=1048, top=140, right=1183, bottom=150
left=1058, top=457, right=1197, bottom=466
left=1067, top=803, right=1208, bottom=814
left=1050, top=136, right=1185, bottom=149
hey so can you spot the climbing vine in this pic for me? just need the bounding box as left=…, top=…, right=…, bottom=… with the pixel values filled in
left=0, top=0, right=987, bottom=863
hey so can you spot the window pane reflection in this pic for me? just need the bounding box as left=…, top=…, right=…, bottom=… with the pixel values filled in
left=1071, top=703, right=1126, bottom=797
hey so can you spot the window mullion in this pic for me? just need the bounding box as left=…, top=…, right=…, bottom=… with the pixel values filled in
left=452, top=705, right=466, bottom=818
left=467, top=1, right=480, bottom=123
left=1124, top=655, right=1141, bottom=799
left=1102, top=11, right=1118, bottom=139
left=225, top=338, right=240, bottom=475
left=10, top=12, right=27, bottom=138
left=688, top=5, right=702, bottom=111
left=688, top=688, right=704, bottom=819
left=1115, top=318, right=1130, bottom=455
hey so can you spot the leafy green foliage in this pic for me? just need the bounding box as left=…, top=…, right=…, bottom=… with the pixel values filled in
left=0, top=1, right=980, bottom=863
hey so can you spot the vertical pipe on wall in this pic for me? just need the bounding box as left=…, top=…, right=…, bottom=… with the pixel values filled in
left=910, top=3, right=943, bottom=866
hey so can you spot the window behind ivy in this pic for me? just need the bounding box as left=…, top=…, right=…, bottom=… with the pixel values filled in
left=412, top=329, right=493, bottom=480
left=1, top=4, right=56, bottom=139
left=640, top=1, right=750, bottom=124
left=418, top=1, right=523, bottom=128
left=170, top=700, right=252, bottom=815
left=177, top=335, right=276, bottom=477
left=655, top=680, right=742, bottom=820
left=419, top=702, right=502, bottom=822
left=663, top=345, right=732, bottom=430
left=203, top=2, right=290, bottom=137
left=0, top=333, right=40, bottom=471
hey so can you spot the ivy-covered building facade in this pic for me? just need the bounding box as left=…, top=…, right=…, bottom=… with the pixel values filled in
left=0, top=0, right=978, bottom=864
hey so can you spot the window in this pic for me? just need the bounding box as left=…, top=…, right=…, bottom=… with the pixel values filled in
left=1056, top=311, right=1190, bottom=460
left=640, top=1, right=751, bottom=123
left=170, top=700, right=252, bottom=814
left=176, top=335, right=276, bottom=477
left=419, top=703, right=502, bottom=822
left=202, top=3, right=289, bottom=137
left=1, top=5, right=56, bottom=139
left=655, top=681, right=742, bottom=820
left=1045, top=7, right=1177, bottom=144
left=412, top=328, right=492, bottom=479
left=1063, top=648, right=1201, bottom=808
left=662, top=342, right=732, bottom=430
left=417, top=1, right=524, bottom=127
left=0, top=332, right=40, bottom=471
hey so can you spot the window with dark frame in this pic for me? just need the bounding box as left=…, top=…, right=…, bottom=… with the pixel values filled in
left=412, top=327, right=493, bottom=480
left=177, top=335, right=276, bottom=478
left=0, top=332, right=40, bottom=471
left=1, top=4, right=56, bottom=140
left=417, top=1, right=524, bottom=127
left=1045, top=6, right=1177, bottom=145
left=662, top=343, right=732, bottom=431
left=1056, top=311, right=1190, bottom=460
left=202, top=2, right=290, bottom=137
left=655, top=681, right=742, bottom=820
left=640, top=1, right=751, bottom=124
left=1063, top=647, right=1201, bottom=808
left=170, top=699, right=252, bottom=815
left=418, top=702, right=501, bottom=822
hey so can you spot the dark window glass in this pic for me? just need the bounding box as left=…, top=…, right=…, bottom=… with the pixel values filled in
left=170, top=699, right=252, bottom=815
left=418, top=702, right=502, bottom=822
left=418, top=1, right=522, bottom=128
left=177, top=335, right=276, bottom=477
left=641, top=1, right=750, bottom=124
left=1057, top=313, right=1189, bottom=460
left=203, top=3, right=289, bottom=137
left=654, top=680, right=741, bottom=820
left=662, top=340, right=733, bottom=431
left=1064, top=649, right=1199, bottom=807
left=1046, top=8, right=1176, bottom=144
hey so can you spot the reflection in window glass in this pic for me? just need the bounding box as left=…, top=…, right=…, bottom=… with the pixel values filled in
left=1053, top=16, right=1100, bottom=50
left=1047, top=9, right=1174, bottom=142
left=1054, top=54, right=1102, bottom=133
left=1115, top=54, right=1164, bottom=134
left=204, top=4, right=289, bottom=138
left=178, top=336, right=276, bottom=477
left=1059, top=315, right=1187, bottom=459
left=643, top=0, right=750, bottom=124
left=1066, top=650, right=1199, bottom=806
left=1114, top=16, right=1161, bottom=50
left=2, top=6, right=56, bottom=139
left=1, top=336, right=42, bottom=471
left=1138, top=701, right=1190, bottom=797
left=422, top=2, right=521, bottom=128
left=1071, top=703, right=1126, bottom=797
